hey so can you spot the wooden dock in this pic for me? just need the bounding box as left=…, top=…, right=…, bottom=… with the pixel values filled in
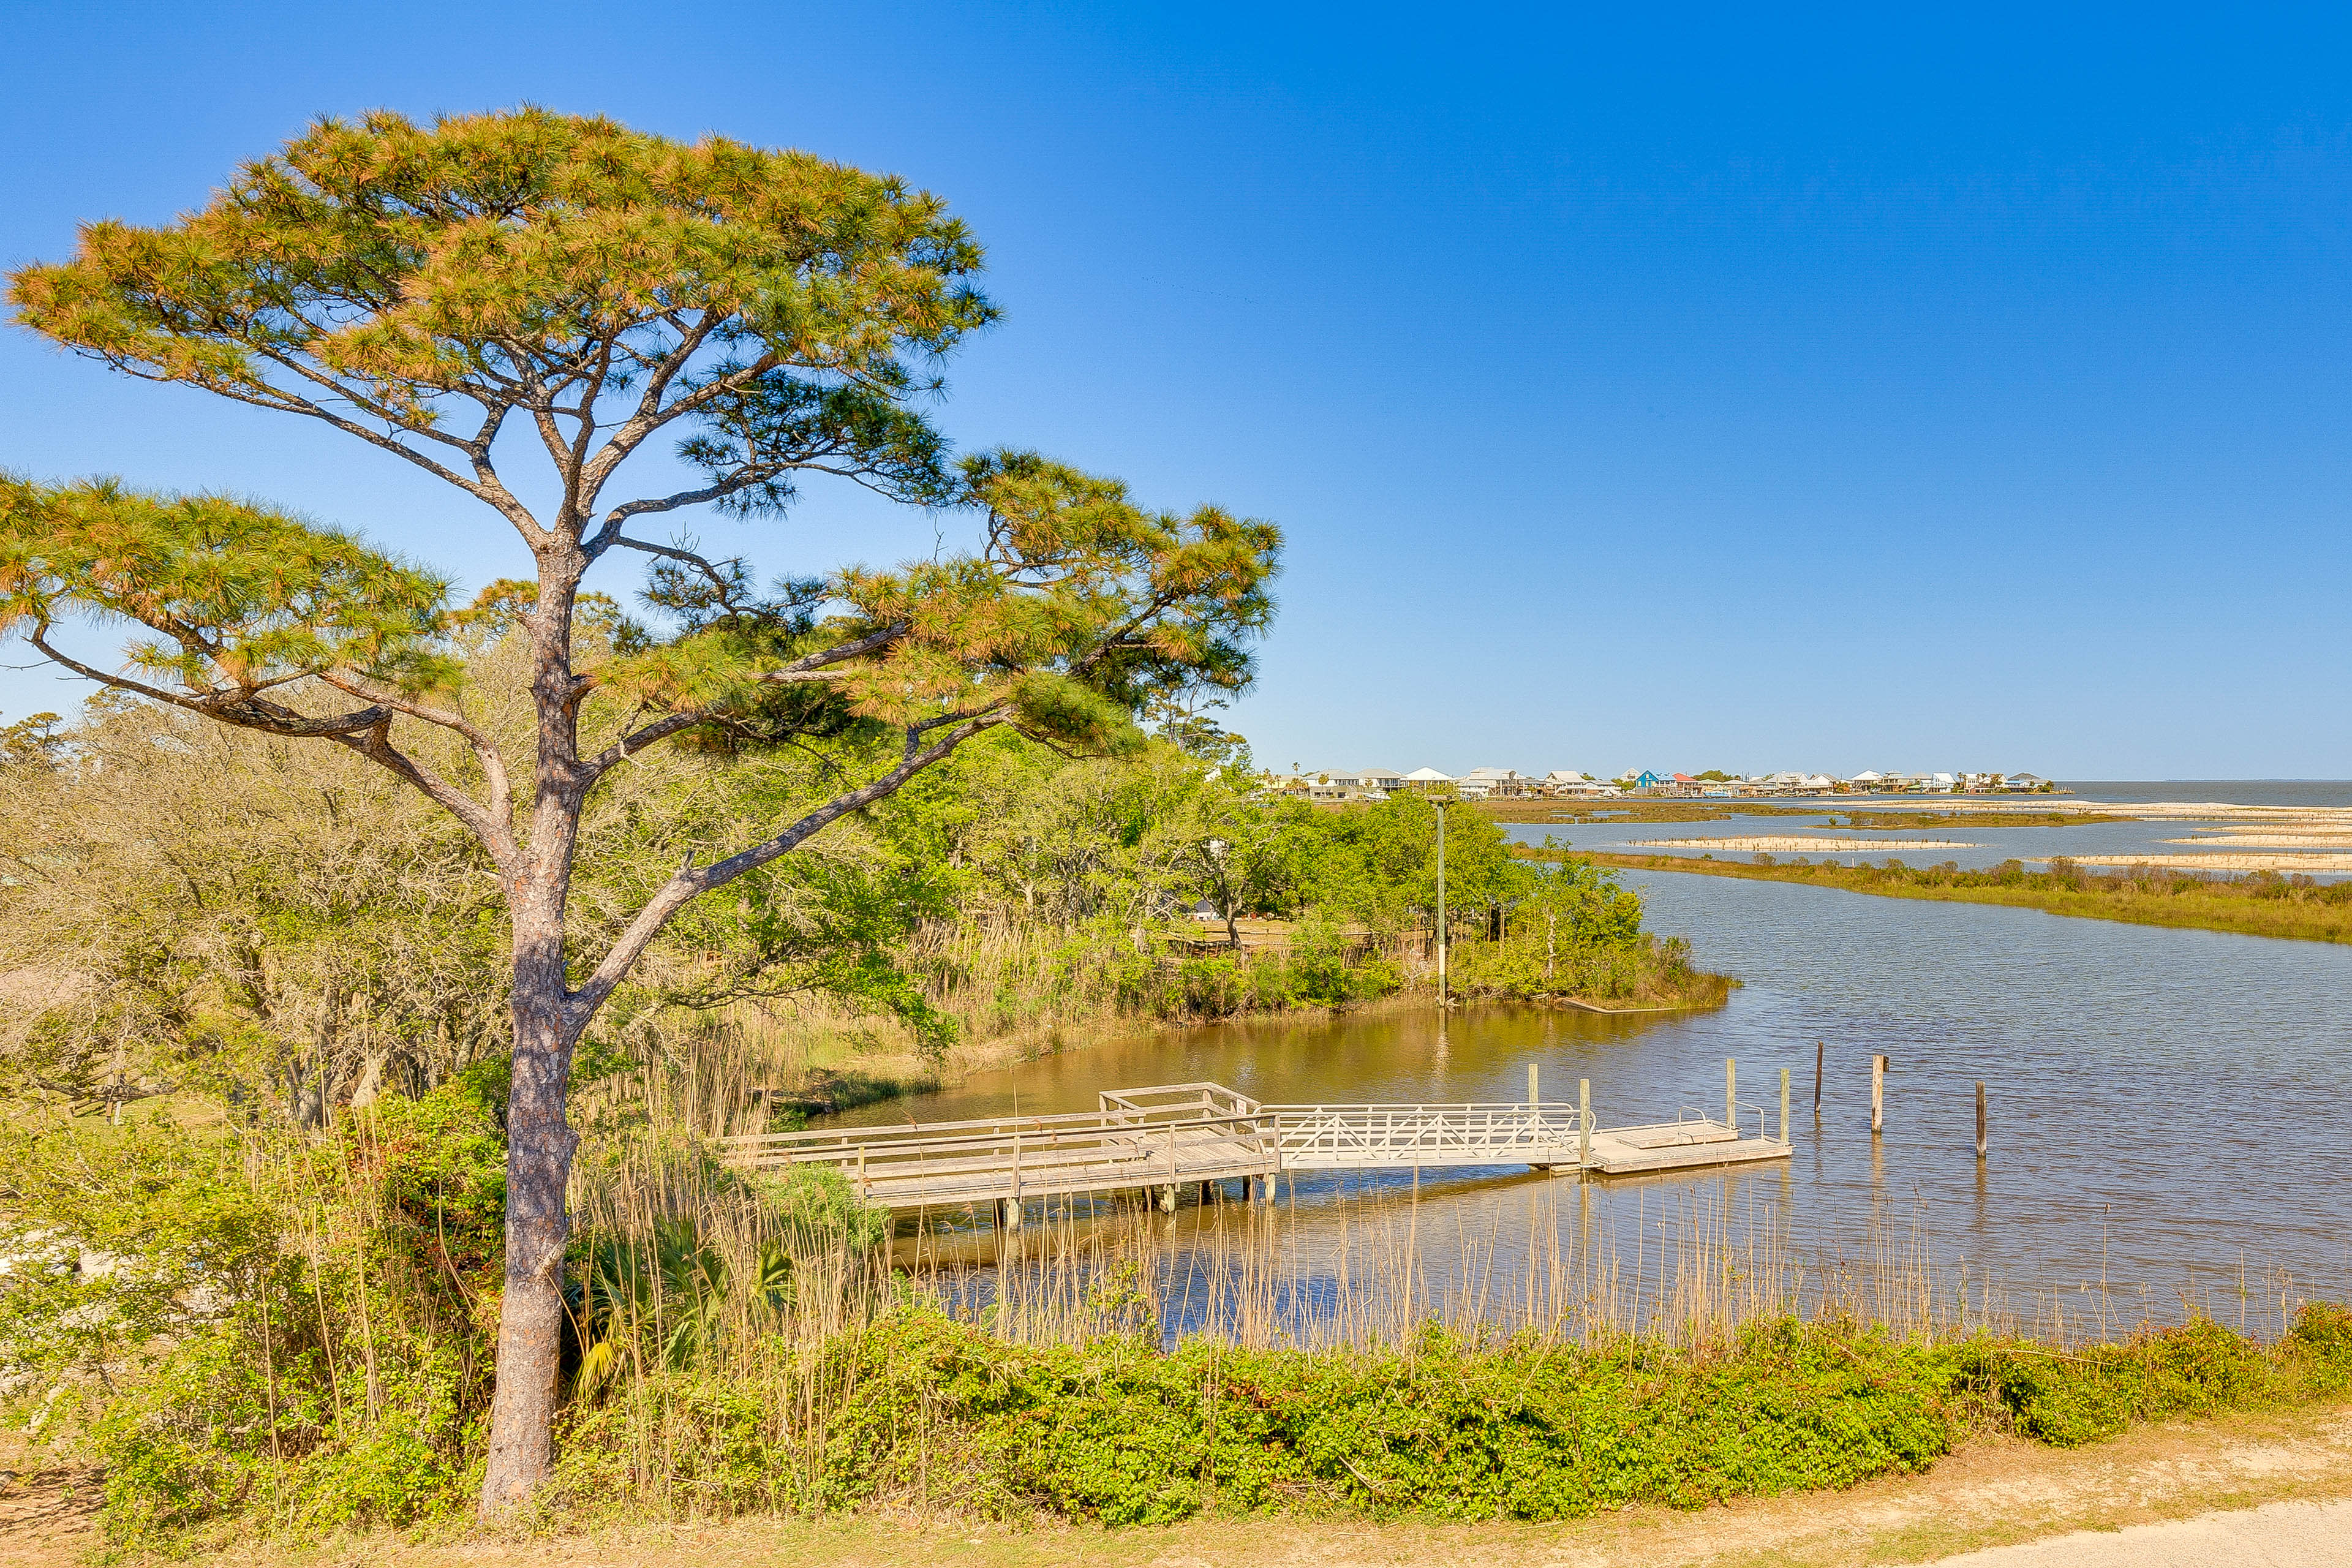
left=717, top=1079, right=1791, bottom=1215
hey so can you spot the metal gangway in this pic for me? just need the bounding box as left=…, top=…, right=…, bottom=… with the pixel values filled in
left=716, top=1072, right=1792, bottom=1224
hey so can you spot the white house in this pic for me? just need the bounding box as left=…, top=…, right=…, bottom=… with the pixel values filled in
left=1543, top=770, right=1614, bottom=796
left=1458, top=766, right=1531, bottom=799
left=1403, top=767, right=1455, bottom=790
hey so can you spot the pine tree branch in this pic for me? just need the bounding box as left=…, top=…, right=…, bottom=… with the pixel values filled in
left=565, top=709, right=1005, bottom=1023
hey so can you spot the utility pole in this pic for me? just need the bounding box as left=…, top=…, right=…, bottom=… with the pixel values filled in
left=1434, top=797, right=1450, bottom=1006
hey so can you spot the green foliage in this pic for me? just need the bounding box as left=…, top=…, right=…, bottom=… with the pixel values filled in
left=751, top=1163, right=895, bottom=1255
left=560, top=1308, right=2352, bottom=1528
left=0, top=1117, right=282, bottom=1401
left=0, top=1100, right=506, bottom=1548
left=361, top=1072, right=510, bottom=1281
left=1956, top=1318, right=2282, bottom=1446
left=0, top=477, right=458, bottom=719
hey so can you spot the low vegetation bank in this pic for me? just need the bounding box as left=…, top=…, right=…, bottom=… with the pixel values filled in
left=550, top=1306, right=2352, bottom=1527
left=1530, top=848, right=2352, bottom=945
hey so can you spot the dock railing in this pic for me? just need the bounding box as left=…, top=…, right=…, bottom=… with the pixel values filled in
left=714, top=1086, right=1279, bottom=1207
left=1264, top=1099, right=1585, bottom=1169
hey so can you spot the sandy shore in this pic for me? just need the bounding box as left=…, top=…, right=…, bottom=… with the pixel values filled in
left=2164, top=834, right=2352, bottom=848
left=1625, top=836, right=1977, bottom=851
left=2034, top=853, right=2352, bottom=872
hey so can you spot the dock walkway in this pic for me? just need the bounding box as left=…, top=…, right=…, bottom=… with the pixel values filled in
left=717, top=1079, right=1790, bottom=1216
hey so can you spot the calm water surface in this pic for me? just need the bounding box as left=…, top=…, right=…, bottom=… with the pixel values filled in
left=845, top=873, right=2352, bottom=1327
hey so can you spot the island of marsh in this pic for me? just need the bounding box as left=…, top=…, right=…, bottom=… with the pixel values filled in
left=1526, top=845, right=2352, bottom=944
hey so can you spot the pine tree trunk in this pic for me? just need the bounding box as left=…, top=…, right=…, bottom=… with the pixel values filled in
left=478, top=925, right=579, bottom=1511
left=480, top=582, right=590, bottom=1515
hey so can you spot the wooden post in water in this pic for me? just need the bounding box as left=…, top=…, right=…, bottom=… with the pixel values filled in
left=1975, top=1081, right=1988, bottom=1159
left=1725, top=1057, right=1736, bottom=1133
left=1813, top=1041, right=1823, bottom=1115
left=1579, top=1078, right=1591, bottom=1168
left=1528, top=1061, right=1539, bottom=1110
left=1779, top=1068, right=1790, bottom=1145
left=1003, top=1134, right=1022, bottom=1230
left=1871, top=1055, right=1885, bottom=1133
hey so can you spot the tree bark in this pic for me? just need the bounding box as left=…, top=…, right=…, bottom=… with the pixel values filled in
left=477, top=895, right=582, bottom=1509
left=479, top=560, right=592, bottom=1514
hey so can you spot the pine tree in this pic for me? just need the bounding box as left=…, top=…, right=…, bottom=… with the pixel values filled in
left=2, top=108, right=1278, bottom=1510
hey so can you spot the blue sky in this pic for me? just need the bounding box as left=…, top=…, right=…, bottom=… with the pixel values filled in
left=2, top=3, right=2348, bottom=777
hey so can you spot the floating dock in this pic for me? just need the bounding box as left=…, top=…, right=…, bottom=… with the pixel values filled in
left=718, top=1078, right=1790, bottom=1215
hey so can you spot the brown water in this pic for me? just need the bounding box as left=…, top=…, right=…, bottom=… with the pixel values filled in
left=839, top=872, right=2352, bottom=1335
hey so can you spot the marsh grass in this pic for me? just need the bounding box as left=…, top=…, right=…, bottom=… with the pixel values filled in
left=1548, top=849, right=2352, bottom=945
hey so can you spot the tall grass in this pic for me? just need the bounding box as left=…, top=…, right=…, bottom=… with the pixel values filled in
left=15, top=1032, right=2345, bottom=1547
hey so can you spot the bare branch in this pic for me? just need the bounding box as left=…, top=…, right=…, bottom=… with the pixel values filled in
left=565, top=709, right=1006, bottom=1023
left=325, top=720, right=519, bottom=873
left=315, top=671, right=518, bottom=853
left=575, top=345, right=780, bottom=505
left=29, top=629, right=518, bottom=870
left=28, top=628, right=388, bottom=738
left=187, top=359, right=548, bottom=540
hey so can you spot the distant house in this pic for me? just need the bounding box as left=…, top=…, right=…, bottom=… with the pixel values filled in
left=1802, top=774, right=1838, bottom=792
left=1850, top=770, right=1887, bottom=790
left=1319, top=769, right=1392, bottom=801
left=1403, top=767, right=1456, bottom=791
left=1459, top=766, right=1532, bottom=799
left=1543, top=770, right=1613, bottom=796
left=2000, top=772, right=2049, bottom=792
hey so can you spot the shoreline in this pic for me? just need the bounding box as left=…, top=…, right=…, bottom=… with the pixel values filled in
left=918, top=981, right=1730, bottom=1101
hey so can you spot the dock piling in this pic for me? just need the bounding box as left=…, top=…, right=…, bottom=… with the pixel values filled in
left=1871, top=1054, right=1885, bottom=1133
left=1975, top=1080, right=1987, bottom=1159
left=1528, top=1061, right=1539, bottom=1107
left=1779, top=1067, right=1790, bottom=1144
left=1580, top=1078, right=1591, bottom=1168
left=1813, top=1041, right=1823, bottom=1115
left=1725, top=1057, right=1736, bottom=1133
